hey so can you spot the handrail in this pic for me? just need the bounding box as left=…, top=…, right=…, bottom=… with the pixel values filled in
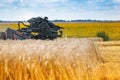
left=18, top=21, right=30, bottom=30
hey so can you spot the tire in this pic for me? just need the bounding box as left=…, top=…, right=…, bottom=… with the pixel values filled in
left=0, top=32, right=6, bottom=40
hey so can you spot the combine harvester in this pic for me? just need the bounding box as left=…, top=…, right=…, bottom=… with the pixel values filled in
left=0, top=17, right=63, bottom=40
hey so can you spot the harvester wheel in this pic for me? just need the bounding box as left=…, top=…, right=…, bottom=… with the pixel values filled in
left=0, top=32, right=6, bottom=40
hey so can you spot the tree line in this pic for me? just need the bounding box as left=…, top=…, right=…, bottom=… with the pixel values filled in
left=0, top=19, right=120, bottom=23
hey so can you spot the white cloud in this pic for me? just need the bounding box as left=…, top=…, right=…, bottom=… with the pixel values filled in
left=20, top=0, right=23, bottom=3
left=0, top=0, right=120, bottom=20
left=0, top=3, right=4, bottom=7
left=0, top=0, right=15, bottom=4
left=113, top=0, right=120, bottom=2
left=20, top=0, right=25, bottom=7
left=22, top=0, right=69, bottom=5
left=18, top=0, right=69, bottom=8
left=0, top=0, right=69, bottom=8
left=7, top=0, right=15, bottom=3
left=36, top=0, right=68, bottom=3
left=0, top=0, right=67, bottom=8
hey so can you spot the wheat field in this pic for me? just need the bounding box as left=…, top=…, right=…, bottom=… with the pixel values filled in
left=55, top=22, right=120, bottom=40
left=0, top=38, right=120, bottom=80
left=0, top=22, right=120, bottom=40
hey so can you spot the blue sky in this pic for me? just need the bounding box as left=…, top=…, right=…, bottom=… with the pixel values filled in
left=0, top=0, right=120, bottom=20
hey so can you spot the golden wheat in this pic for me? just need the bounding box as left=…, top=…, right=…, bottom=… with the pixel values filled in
left=0, top=38, right=120, bottom=80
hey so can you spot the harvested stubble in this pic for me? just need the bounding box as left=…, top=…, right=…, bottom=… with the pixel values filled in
left=95, top=41, right=120, bottom=63
left=0, top=38, right=120, bottom=80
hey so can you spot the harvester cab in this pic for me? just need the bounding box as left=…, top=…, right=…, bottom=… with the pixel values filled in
left=0, top=17, right=64, bottom=40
